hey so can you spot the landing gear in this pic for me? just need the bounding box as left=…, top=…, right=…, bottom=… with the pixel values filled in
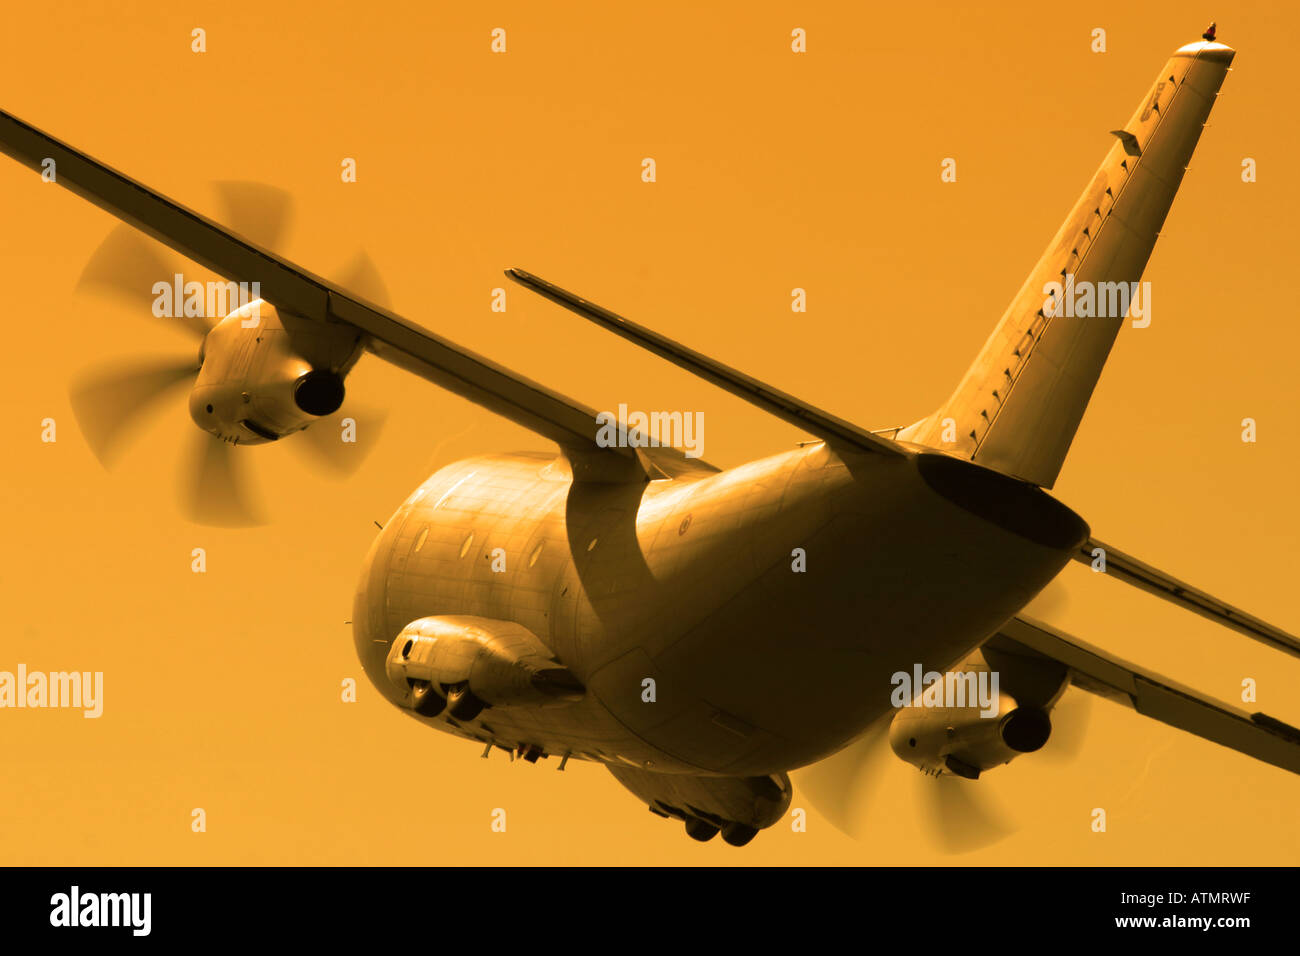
left=684, top=817, right=720, bottom=842
left=647, top=802, right=766, bottom=846
left=410, top=680, right=445, bottom=717
left=446, top=683, right=486, bottom=721
left=721, top=822, right=758, bottom=847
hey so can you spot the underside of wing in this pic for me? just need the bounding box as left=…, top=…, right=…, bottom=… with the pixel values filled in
left=988, top=616, right=1300, bottom=775
left=0, top=109, right=718, bottom=482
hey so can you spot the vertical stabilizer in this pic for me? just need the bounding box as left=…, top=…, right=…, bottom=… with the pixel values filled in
left=898, top=37, right=1235, bottom=487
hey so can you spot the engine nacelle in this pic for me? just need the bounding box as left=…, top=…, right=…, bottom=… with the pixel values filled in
left=889, top=694, right=1051, bottom=779
left=385, top=616, right=585, bottom=714
left=188, top=299, right=362, bottom=444
left=887, top=646, right=1065, bottom=779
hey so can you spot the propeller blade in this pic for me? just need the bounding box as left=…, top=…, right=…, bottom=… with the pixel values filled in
left=1039, top=689, right=1093, bottom=763
left=793, top=714, right=891, bottom=838
left=69, top=356, right=199, bottom=467
left=335, top=250, right=391, bottom=310
left=1014, top=578, right=1092, bottom=762
left=77, top=225, right=211, bottom=339
left=918, top=773, right=1016, bottom=854
left=211, top=180, right=294, bottom=251
left=293, top=404, right=387, bottom=477
left=182, top=431, right=267, bottom=527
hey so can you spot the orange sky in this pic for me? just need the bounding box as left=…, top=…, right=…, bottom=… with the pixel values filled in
left=1, top=0, right=1297, bottom=864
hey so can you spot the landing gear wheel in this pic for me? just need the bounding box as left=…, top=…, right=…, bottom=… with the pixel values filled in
left=410, top=680, right=445, bottom=717
left=446, top=684, right=486, bottom=721
left=721, top=823, right=759, bottom=847
left=684, top=817, right=720, bottom=842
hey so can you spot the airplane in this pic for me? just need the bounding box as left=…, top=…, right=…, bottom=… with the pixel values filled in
left=1, top=28, right=1297, bottom=848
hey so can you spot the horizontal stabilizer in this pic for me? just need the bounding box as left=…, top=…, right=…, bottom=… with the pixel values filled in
left=1074, top=537, right=1300, bottom=658
left=506, top=268, right=908, bottom=461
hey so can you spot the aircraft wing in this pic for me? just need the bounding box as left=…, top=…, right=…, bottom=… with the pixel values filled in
left=0, top=108, right=717, bottom=482
left=988, top=615, right=1300, bottom=776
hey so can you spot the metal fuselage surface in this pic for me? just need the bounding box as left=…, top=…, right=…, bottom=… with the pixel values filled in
left=352, top=443, right=1088, bottom=776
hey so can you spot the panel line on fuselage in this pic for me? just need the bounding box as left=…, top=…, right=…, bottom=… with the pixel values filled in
left=432, top=470, right=477, bottom=511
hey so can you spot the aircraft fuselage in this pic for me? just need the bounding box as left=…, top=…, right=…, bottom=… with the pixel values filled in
left=352, top=442, right=1087, bottom=775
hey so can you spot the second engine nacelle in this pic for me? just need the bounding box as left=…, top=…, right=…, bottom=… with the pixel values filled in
left=189, top=299, right=362, bottom=444
left=889, top=694, right=1052, bottom=779
left=887, top=646, right=1064, bottom=779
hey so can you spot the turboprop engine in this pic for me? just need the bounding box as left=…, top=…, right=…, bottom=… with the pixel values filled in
left=65, top=182, right=390, bottom=525
left=887, top=646, right=1069, bottom=779
left=189, top=299, right=364, bottom=445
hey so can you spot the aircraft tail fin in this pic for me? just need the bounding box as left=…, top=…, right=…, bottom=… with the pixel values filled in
left=897, top=37, right=1235, bottom=488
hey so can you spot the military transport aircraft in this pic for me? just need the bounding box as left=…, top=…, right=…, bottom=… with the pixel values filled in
left=2, top=30, right=1297, bottom=847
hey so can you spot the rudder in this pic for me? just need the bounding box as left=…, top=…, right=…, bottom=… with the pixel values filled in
left=898, top=37, right=1235, bottom=488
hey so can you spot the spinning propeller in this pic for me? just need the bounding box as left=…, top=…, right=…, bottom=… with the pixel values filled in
left=69, top=182, right=388, bottom=526
left=795, top=579, right=1092, bottom=853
